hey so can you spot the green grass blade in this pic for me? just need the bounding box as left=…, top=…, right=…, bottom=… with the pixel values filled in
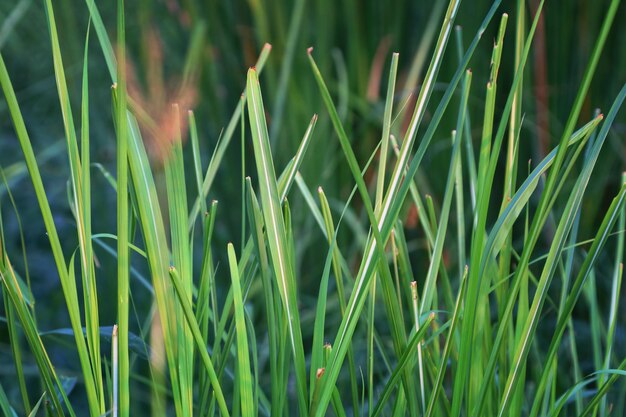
left=26, top=392, right=45, bottom=417
left=228, top=243, right=254, bottom=417
left=114, top=1, right=130, bottom=415
left=83, top=0, right=116, bottom=81
left=308, top=225, right=334, bottom=405
left=167, top=265, right=230, bottom=417
left=79, top=21, right=105, bottom=414
left=0, top=382, right=17, bottom=417
left=246, top=67, right=309, bottom=415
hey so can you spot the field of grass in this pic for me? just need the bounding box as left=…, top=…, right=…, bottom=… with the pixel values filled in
left=1, top=0, right=626, bottom=416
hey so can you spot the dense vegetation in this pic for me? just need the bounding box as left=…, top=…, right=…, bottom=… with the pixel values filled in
left=1, top=0, right=625, bottom=416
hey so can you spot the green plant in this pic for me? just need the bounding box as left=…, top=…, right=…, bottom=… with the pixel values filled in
left=1, top=0, right=625, bottom=416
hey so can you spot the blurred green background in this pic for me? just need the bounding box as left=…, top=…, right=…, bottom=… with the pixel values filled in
left=1, top=0, right=625, bottom=412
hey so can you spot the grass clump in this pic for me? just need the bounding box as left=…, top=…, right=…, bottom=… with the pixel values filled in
left=1, top=0, right=626, bottom=416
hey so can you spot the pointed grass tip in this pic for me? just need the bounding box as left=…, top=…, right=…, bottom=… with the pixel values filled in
left=307, top=46, right=314, bottom=55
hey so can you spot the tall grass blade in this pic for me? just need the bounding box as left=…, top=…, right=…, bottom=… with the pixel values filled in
left=246, top=67, right=309, bottom=415
left=113, top=1, right=130, bottom=415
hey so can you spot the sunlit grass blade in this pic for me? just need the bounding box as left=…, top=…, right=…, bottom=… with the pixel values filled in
left=79, top=20, right=106, bottom=414
left=246, top=67, right=309, bottom=415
